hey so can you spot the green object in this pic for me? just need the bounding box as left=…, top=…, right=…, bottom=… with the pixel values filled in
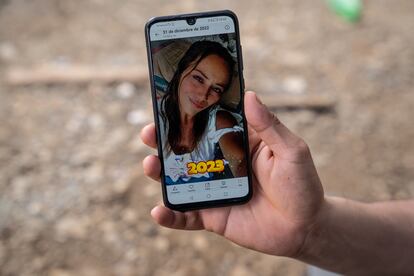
left=327, top=0, right=362, bottom=22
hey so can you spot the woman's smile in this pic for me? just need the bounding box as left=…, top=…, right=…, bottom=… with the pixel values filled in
left=189, top=97, right=207, bottom=109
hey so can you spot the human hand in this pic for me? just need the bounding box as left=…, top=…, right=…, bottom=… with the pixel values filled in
left=141, top=91, right=324, bottom=257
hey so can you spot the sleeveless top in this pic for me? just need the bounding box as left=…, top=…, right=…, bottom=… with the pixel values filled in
left=159, top=102, right=243, bottom=185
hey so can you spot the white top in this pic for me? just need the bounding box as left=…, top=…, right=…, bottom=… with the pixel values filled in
left=159, top=103, right=243, bottom=184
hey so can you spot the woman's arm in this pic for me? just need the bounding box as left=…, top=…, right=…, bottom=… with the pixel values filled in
left=216, top=110, right=247, bottom=177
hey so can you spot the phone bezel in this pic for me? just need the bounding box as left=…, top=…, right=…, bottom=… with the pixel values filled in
left=145, top=10, right=252, bottom=211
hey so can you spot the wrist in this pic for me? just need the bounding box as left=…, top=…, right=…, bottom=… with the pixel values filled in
left=295, top=196, right=350, bottom=261
left=293, top=197, right=414, bottom=275
left=295, top=196, right=367, bottom=274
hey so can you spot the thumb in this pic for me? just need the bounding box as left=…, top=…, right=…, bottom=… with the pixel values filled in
left=244, top=91, right=298, bottom=152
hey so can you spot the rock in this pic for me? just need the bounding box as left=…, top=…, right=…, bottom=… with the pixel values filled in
left=28, top=201, right=43, bottom=215
left=20, top=219, right=42, bottom=243
left=127, top=109, right=151, bottom=125
left=141, top=223, right=158, bottom=237
left=66, top=113, right=85, bottom=133
left=106, top=128, right=129, bottom=148
left=229, top=265, right=254, bottom=276
left=154, top=236, right=170, bottom=252
left=313, top=152, right=331, bottom=167
left=33, top=256, right=47, bottom=270
left=0, top=241, right=5, bottom=265
left=125, top=248, right=138, bottom=261
left=282, top=76, right=307, bottom=94
left=48, top=268, right=75, bottom=276
left=100, top=220, right=121, bottom=245
left=55, top=216, right=90, bottom=241
left=90, top=187, right=113, bottom=203
left=0, top=42, right=17, bottom=61
left=112, top=177, right=131, bottom=194
left=11, top=176, right=30, bottom=200
left=78, top=266, right=102, bottom=276
left=279, top=50, right=310, bottom=67
left=70, top=150, right=95, bottom=166
left=113, top=262, right=135, bottom=276
left=84, top=163, right=104, bottom=183
left=116, top=82, right=136, bottom=99
left=87, top=113, right=105, bottom=130
left=100, top=220, right=116, bottom=233
left=121, top=208, right=137, bottom=224
left=128, top=135, right=148, bottom=154
left=193, top=234, right=209, bottom=251
left=53, top=55, right=71, bottom=65
left=143, top=183, right=158, bottom=197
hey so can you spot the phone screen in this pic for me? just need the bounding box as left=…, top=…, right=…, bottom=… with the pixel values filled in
left=146, top=12, right=251, bottom=207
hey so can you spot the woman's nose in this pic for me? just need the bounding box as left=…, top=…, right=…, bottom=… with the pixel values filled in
left=197, top=85, right=210, bottom=100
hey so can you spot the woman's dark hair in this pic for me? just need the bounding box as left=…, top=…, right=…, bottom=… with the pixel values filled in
left=161, top=40, right=235, bottom=154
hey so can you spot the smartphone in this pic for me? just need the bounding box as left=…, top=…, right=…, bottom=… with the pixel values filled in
left=145, top=10, right=252, bottom=211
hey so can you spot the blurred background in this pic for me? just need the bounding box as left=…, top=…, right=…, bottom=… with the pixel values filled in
left=1, top=0, right=413, bottom=275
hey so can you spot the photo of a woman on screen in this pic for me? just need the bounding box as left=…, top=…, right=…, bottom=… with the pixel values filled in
left=158, top=40, right=247, bottom=184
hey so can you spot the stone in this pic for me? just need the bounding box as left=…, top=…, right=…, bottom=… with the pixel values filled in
left=28, top=201, right=43, bottom=215
left=105, top=128, right=129, bottom=148
left=0, top=241, right=5, bottom=265
left=55, top=216, right=90, bottom=241
left=128, top=135, right=148, bottom=154
left=100, top=220, right=120, bottom=245
left=11, top=176, right=30, bottom=200
left=113, top=262, right=135, bottom=276
left=87, top=113, right=105, bottom=130
left=193, top=234, right=209, bottom=251
left=229, top=265, right=253, bottom=276
left=112, top=177, right=131, bottom=194
left=121, top=208, right=137, bottom=224
left=0, top=42, right=17, bottom=61
left=127, top=109, right=151, bottom=125
left=282, top=76, right=307, bottom=94
left=154, top=236, right=170, bottom=252
left=84, top=163, right=104, bottom=183
left=279, top=50, right=310, bottom=67
left=116, top=82, right=136, bottom=99
left=125, top=248, right=138, bottom=261
left=48, top=268, right=75, bottom=276
left=143, top=183, right=158, bottom=197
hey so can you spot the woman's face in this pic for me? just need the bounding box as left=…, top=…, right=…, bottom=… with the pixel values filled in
left=178, top=54, right=231, bottom=117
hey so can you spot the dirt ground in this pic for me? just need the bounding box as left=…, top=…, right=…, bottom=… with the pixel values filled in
left=1, top=0, right=413, bottom=275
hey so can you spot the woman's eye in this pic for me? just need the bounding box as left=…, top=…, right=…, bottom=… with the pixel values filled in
left=212, top=87, right=223, bottom=94
left=193, top=75, right=203, bottom=83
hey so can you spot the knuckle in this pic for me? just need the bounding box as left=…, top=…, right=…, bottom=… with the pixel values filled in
left=297, top=139, right=309, bottom=151
left=287, top=138, right=311, bottom=161
left=296, top=139, right=310, bottom=156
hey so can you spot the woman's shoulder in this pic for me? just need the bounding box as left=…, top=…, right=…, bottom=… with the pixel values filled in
left=215, top=109, right=237, bottom=130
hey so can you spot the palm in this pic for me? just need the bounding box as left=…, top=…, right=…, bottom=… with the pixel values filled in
left=195, top=124, right=323, bottom=256
left=144, top=92, right=324, bottom=257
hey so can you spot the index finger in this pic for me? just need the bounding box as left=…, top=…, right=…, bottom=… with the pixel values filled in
left=140, top=123, right=157, bottom=149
